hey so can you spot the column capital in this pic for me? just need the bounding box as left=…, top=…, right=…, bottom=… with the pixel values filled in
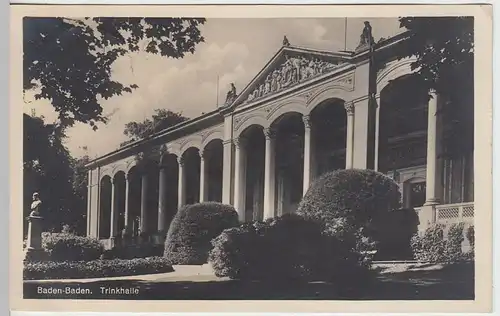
left=302, top=115, right=312, bottom=129
left=222, top=139, right=233, bottom=146
left=263, top=127, right=276, bottom=140
left=344, top=101, right=355, bottom=116
left=233, top=137, right=246, bottom=149
left=177, top=156, right=185, bottom=166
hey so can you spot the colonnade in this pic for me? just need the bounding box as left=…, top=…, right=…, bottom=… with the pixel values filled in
left=95, top=89, right=446, bottom=242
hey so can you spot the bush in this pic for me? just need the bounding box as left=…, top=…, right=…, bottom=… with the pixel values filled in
left=164, top=202, right=239, bottom=265
left=410, top=223, right=466, bottom=263
left=466, top=225, right=475, bottom=247
left=296, top=169, right=401, bottom=261
left=41, top=232, right=104, bottom=262
left=445, top=223, right=465, bottom=262
left=23, top=257, right=174, bottom=280
left=372, top=208, right=420, bottom=261
left=209, top=213, right=374, bottom=290
left=465, top=225, right=475, bottom=260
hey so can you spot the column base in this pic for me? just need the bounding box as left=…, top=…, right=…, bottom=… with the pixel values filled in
left=110, top=236, right=121, bottom=248
left=152, top=231, right=167, bottom=245
left=423, top=199, right=440, bottom=206
left=417, top=204, right=437, bottom=233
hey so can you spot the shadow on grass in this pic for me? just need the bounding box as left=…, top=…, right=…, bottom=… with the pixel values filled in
left=24, top=262, right=474, bottom=300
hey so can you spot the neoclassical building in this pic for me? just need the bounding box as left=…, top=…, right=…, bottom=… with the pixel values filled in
left=85, top=25, right=474, bottom=248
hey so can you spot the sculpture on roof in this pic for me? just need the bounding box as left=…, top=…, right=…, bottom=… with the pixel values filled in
left=357, top=21, right=374, bottom=50
left=283, top=35, right=290, bottom=47
left=224, top=83, right=237, bottom=105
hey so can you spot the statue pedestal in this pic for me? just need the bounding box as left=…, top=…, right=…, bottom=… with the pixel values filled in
left=24, top=216, right=47, bottom=262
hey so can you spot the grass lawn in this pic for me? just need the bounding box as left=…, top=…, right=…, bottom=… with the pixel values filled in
left=23, top=262, right=474, bottom=300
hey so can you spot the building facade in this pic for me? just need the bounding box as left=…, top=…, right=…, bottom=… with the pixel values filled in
left=85, top=28, right=474, bottom=248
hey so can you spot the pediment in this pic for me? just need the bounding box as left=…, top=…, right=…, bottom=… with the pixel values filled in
left=226, top=46, right=352, bottom=109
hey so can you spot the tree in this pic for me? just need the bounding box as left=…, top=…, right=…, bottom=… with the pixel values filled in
left=24, top=17, right=205, bottom=130
left=121, top=108, right=189, bottom=147
left=24, top=113, right=92, bottom=235
left=69, top=154, right=92, bottom=235
left=23, top=113, right=75, bottom=234
left=397, top=17, right=473, bottom=95
left=396, top=17, right=474, bottom=156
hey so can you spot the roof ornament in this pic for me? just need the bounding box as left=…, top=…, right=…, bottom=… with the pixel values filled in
left=282, top=35, right=290, bottom=47
left=224, top=83, right=237, bottom=106
left=356, top=21, right=374, bottom=51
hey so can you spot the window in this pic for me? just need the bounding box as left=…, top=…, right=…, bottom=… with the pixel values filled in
left=408, top=181, right=426, bottom=208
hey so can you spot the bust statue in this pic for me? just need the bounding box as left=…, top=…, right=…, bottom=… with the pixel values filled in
left=29, top=192, right=42, bottom=217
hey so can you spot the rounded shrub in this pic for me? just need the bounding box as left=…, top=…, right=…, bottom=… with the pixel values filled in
left=296, top=169, right=401, bottom=260
left=209, top=213, right=374, bottom=290
left=42, top=232, right=104, bottom=262
left=164, top=202, right=239, bottom=265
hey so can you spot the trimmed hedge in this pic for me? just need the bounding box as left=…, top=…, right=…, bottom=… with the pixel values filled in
left=23, top=257, right=174, bottom=280
left=410, top=223, right=467, bottom=263
left=209, top=213, right=374, bottom=290
left=296, top=169, right=401, bottom=261
left=41, top=232, right=104, bottom=262
left=164, top=202, right=239, bottom=265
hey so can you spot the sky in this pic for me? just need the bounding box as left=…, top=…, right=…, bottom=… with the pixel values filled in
left=24, top=17, right=403, bottom=159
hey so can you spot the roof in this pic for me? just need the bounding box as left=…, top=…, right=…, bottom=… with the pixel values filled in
left=86, top=30, right=410, bottom=169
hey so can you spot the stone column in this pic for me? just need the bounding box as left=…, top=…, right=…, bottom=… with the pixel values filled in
left=302, top=115, right=312, bottom=195
left=373, top=94, right=381, bottom=171
left=425, top=91, right=443, bottom=206
left=352, top=95, right=377, bottom=170
left=233, top=137, right=247, bottom=221
left=199, top=150, right=209, bottom=202
left=177, top=156, right=186, bottom=209
left=157, top=167, right=168, bottom=234
left=140, top=173, right=148, bottom=237
left=86, top=170, right=92, bottom=236
left=344, top=101, right=355, bottom=169
left=122, top=173, right=131, bottom=238
left=110, top=178, right=119, bottom=246
left=263, top=127, right=276, bottom=219
left=222, top=114, right=235, bottom=205
left=420, top=91, right=443, bottom=231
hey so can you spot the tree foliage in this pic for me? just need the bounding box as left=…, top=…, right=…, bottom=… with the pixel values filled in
left=121, top=108, right=188, bottom=147
left=23, top=113, right=89, bottom=235
left=397, top=17, right=473, bottom=94
left=24, top=17, right=205, bottom=129
left=397, top=17, right=474, bottom=156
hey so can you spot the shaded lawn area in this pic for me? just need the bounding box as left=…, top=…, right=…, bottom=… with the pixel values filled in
left=23, top=262, right=474, bottom=300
